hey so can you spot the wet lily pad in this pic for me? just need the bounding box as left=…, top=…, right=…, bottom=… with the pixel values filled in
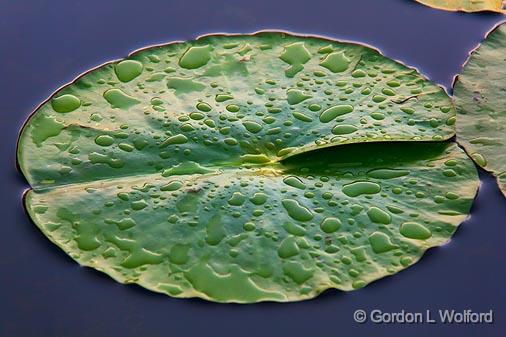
left=18, top=33, right=456, bottom=189
left=415, top=0, right=505, bottom=12
left=24, top=142, right=478, bottom=302
left=454, top=23, right=506, bottom=196
left=18, top=33, right=477, bottom=303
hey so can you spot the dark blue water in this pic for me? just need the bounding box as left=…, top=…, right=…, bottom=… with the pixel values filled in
left=0, top=1, right=505, bottom=336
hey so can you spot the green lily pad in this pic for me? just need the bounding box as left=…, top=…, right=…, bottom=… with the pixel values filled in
left=18, top=33, right=476, bottom=303
left=454, top=23, right=506, bottom=196
left=415, top=0, right=505, bottom=12
left=18, top=32, right=455, bottom=189
left=24, top=142, right=478, bottom=302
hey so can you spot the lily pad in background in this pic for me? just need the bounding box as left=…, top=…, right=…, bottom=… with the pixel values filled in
left=454, top=23, right=506, bottom=196
left=415, top=0, right=505, bottom=13
left=18, top=33, right=478, bottom=302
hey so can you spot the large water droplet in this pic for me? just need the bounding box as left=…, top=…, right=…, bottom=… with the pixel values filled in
left=115, top=60, right=143, bottom=82
left=319, top=51, right=350, bottom=73
left=400, top=222, right=432, bottom=240
left=51, top=94, right=81, bottom=113
left=282, top=199, right=313, bottom=221
left=368, top=232, right=397, bottom=254
left=342, top=181, right=380, bottom=197
left=103, top=89, right=139, bottom=109
left=319, top=105, right=354, bottom=123
left=179, top=45, right=212, bottom=69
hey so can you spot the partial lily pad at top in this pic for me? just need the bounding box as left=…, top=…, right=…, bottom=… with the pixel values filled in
left=17, top=32, right=455, bottom=189
left=18, top=32, right=471, bottom=303
left=415, top=0, right=505, bottom=12
left=25, top=142, right=478, bottom=302
left=454, top=23, right=506, bottom=196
